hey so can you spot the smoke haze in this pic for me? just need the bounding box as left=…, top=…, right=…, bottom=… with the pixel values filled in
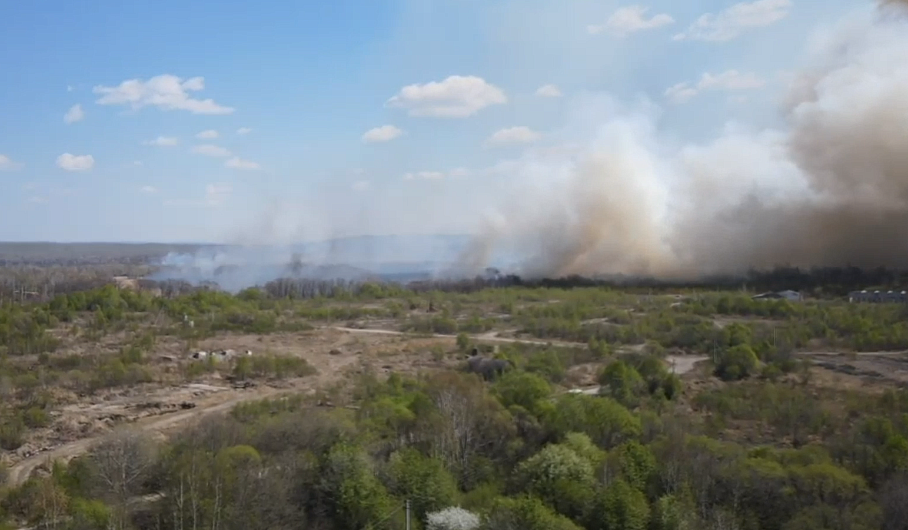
left=457, top=1, right=908, bottom=280
left=155, top=0, right=908, bottom=289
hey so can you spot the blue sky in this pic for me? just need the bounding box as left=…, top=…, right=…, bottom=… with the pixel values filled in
left=0, top=0, right=865, bottom=243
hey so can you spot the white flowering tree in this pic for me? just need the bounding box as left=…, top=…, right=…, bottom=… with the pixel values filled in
left=425, top=506, right=481, bottom=530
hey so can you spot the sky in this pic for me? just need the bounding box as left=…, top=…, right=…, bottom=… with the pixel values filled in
left=0, top=0, right=868, bottom=243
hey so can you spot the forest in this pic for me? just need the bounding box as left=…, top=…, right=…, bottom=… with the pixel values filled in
left=1, top=275, right=908, bottom=530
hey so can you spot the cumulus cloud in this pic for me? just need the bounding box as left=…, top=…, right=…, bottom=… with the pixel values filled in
left=588, top=5, right=675, bottom=36
left=352, top=180, right=371, bottom=192
left=143, top=136, right=178, bottom=147
left=0, top=154, right=23, bottom=171
left=93, top=74, right=235, bottom=115
left=139, top=185, right=158, bottom=194
left=225, top=157, right=261, bottom=170
left=486, top=126, right=543, bottom=147
left=56, top=153, right=95, bottom=171
left=191, top=144, right=231, bottom=157
left=236, top=127, right=252, bottom=135
left=63, top=104, right=84, bottom=124
left=674, top=0, right=792, bottom=42
left=362, top=125, right=403, bottom=143
left=664, top=70, right=766, bottom=103
left=386, top=75, right=507, bottom=118
left=196, top=129, right=219, bottom=139
left=535, top=84, right=563, bottom=97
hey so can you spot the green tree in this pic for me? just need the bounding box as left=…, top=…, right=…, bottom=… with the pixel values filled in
left=714, top=344, right=759, bottom=381
left=598, top=361, right=645, bottom=405
left=494, top=371, right=552, bottom=414
left=484, top=496, right=583, bottom=530
left=587, top=479, right=650, bottom=530
left=387, top=449, right=459, bottom=521
left=516, top=444, right=595, bottom=519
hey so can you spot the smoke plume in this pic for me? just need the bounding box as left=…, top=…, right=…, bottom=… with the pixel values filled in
left=459, top=1, right=908, bottom=280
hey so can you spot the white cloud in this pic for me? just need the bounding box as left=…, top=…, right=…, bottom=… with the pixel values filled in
left=63, top=104, right=84, bottom=124
left=362, top=125, right=403, bottom=143
left=56, top=153, right=94, bottom=171
left=665, top=70, right=766, bottom=103
left=588, top=5, right=675, bottom=36
left=143, top=136, right=178, bottom=147
left=66, top=85, right=74, bottom=92
left=204, top=184, right=232, bottom=205
left=191, top=144, right=232, bottom=157
left=352, top=180, right=371, bottom=192
left=449, top=167, right=471, bottom=178
left=139, top=185, right=157, bottom=194
left=486, top=126, right=543, bottom=146
left=93, top=74, right=235, bottom=115
left=673, top=0, right=791, bottom=42
left=664, top=83, right=700, bottom=103
left=403, top=171, right=446, bottom=180
left=133, top=160, right=143, bottom=166
left=0, top=154, right=23, bottom=171
left=386, top=75, right=507, bottom=118
left=236, top=127, right=252, bottom=135
left=28, top=196, right=48, bottom=204
left=195, top=129, right=219, bottom=139
left=164, top=183, right=232, bottom=207
left=225, top=156, right=261, bottom=170
left=535, top=84, right=563, bottom=97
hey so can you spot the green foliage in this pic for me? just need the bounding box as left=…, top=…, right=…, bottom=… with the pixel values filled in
left=714, top=344, right=760, bottom=381
left=484, top=496, right=583, bottom=530
left=587, top=479, right=650, bottom=530
left=321, top=443, right=395, bottom=530
left=8, top=282, right=908, bottom=530
left=494, top=371, right=552, bottom=414
left=516, top=443, right=595, bottom=520
left=544, top=394, right=641, bottom=449
left=598, top=360, right=645, bottom=405
left=387, top=448, right=459, bottom=521
left=610, top=440, right=656, bottom=492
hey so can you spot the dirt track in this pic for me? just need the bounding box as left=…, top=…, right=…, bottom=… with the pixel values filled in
left=6, top=326, right=709, bottom=488
left=332, top=326, right=709, bottom=376
left=6, top=386, right=288, bottom=488
left=331, top=326, right=578, bottom=347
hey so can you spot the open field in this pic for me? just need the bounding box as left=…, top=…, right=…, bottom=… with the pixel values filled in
left=4, top=269, right=908, bottom=529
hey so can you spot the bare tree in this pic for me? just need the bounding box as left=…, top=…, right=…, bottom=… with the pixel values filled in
left=90, top=428, right=156, bottom=530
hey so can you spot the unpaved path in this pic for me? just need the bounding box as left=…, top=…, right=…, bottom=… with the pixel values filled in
left=331, top=326, right=579, bottom=348
left=6, top=386, right=287, bottom=488
left=332, top=327, right=710, bottom=376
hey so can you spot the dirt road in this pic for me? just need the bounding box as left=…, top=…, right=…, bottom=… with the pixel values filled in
left=5, top=327, right=708, bottom=489
left=6, top=386, right=288, bottom=488
left=332, top=327, right=709, bottom=376
left=332, top=326, right=581, bottom=348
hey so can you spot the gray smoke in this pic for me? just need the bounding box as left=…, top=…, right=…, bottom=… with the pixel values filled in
left=458, top=1, right=908, bottom=280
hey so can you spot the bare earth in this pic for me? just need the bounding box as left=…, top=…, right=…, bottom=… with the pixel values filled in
left=13, top=324, right=892, bottom=489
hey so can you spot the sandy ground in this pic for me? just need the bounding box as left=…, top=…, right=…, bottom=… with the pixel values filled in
left=3, top=327, right=452, bottom=487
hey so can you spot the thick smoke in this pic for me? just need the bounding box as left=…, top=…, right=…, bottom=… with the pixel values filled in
left=458, top=1, right=908, bottom=280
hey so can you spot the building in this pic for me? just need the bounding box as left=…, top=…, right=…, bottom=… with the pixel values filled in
left=752, top=290, right=803, bottom=302
left=848, top=290, right=908, bottom=303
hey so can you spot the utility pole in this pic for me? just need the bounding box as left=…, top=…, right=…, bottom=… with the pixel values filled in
left=406, top=499, right=411, bottom=530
